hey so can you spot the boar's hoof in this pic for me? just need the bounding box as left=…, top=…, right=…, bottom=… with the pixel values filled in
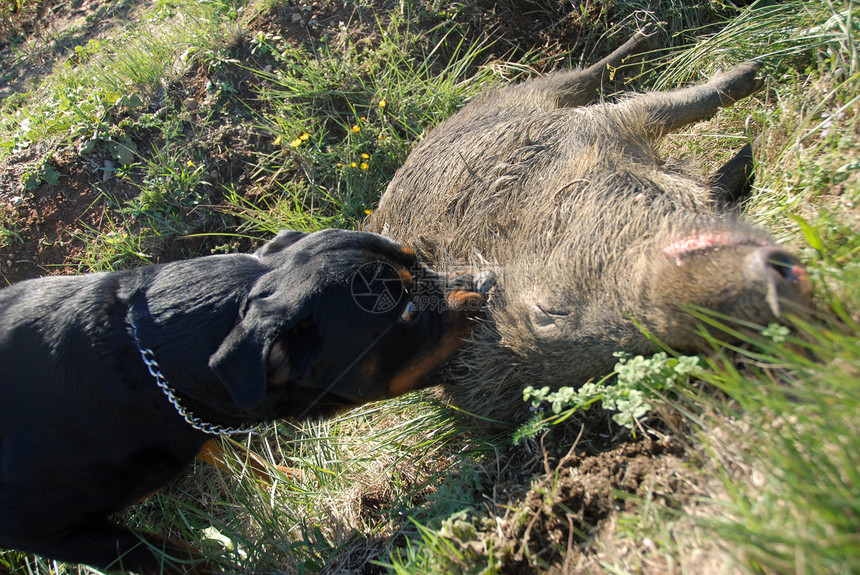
left=711, top=61, right=764, bottom=105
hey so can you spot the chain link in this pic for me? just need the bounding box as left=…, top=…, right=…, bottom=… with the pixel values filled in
left=130, top=315, right=265, bottom=436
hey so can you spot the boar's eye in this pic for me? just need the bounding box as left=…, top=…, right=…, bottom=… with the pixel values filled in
left=399, top=300, right=421, bottom=323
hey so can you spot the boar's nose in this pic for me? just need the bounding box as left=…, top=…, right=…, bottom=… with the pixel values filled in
left=747, top=247, right=811, bottom=318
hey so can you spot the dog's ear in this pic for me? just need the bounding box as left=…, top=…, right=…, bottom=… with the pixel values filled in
left=213, top=230, right=309, bottom=406
left=255, top=230, right=307, bottom=258
left=208, top=317, right=274, bottom=410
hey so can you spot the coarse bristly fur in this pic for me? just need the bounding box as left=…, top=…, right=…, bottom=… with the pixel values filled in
left=367, top=27, right=812, bottom=423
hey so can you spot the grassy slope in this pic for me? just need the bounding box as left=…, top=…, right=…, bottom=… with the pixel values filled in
left=1, top=0, right=859, bottom=573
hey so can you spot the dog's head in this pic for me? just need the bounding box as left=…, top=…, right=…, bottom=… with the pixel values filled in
left=208, top=229, right=493, bottom=419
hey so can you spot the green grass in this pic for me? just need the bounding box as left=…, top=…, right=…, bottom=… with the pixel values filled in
left=606, top=4, right=860, bottom=572
left=0, top=0, right=241, bottom=154
left=0, top=203, right=21, bottom=248
left=700, top=311, right=860, bottom=573
left=149, top=393, right=506, bottom=573
left=1, top=0, right=512, bottom=270
left=251, top=13, right=506, bottom=224
left=0, top=0, right=251, bottom=271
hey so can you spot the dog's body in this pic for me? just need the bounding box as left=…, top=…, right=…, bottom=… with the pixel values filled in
left=0, top=229, right=490, bottom=573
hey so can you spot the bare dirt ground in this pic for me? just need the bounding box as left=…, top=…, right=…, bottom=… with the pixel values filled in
left=0, top=0, right=148, bottom=282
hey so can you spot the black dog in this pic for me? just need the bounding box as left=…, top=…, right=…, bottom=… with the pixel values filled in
left=0, top=229, right=492, bottom=574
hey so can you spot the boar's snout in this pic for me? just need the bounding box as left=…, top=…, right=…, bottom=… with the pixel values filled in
left=649, top=236, right=811, bottom=345
left=747, top=246, right=811, bottom=318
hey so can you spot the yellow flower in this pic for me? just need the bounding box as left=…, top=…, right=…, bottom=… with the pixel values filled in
left=273, top=135, right=282, bottom=145
left=360, top=162, right=369, bottom=170
left=289, top=133, right=310, bottom=147
left=350, top=162, right=358, bottom=168
left=364, top=209, right=373, bottom=215
left=337, top=162, right=343, bottom=168
left=378, top=99, right=386, bottom=108
left=186, top=160, right=195, bottom=167
left=351, top=124, right=361, bottom=133
left=361, top=153, right=370, bottom=159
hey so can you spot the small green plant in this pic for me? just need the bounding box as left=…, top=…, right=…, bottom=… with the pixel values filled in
left=75, top=216, right=154, bottom=272
left=21, top=158, right=60, bottom=190
left=249, top=30, right=284, bottom=58
left=0, top=83, right=131, bottom=155
left=0, top=209, right=22, bottom=250
left=69, top=38, right=104, bottom=65
left=522, top=351, right=703, bottom=434
left=130, top=148, right=209, bottom=218
left=223, top=185, right=345, bottom=236
left=383, top=513, right=500, bottom=574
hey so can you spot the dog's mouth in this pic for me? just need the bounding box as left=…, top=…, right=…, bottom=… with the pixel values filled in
left=282, top=385, right=363, bottom=420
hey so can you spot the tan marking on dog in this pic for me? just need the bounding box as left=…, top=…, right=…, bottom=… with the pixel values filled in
left=386, top=330, right=465, bottom=398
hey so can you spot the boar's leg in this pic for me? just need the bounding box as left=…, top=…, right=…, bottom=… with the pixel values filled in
left=621, top=61, right=763, bottom=137
left=544, top=24, right=658, bottom=109
left=708, top=143, right=755, bottom=207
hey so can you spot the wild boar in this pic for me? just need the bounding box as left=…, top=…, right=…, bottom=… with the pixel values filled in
left=366, top=27, right=811, bottom=423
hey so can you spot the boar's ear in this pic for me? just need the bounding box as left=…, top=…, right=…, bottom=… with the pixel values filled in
left=209, top=300, right=307, bottom=410
left=255, top=230, right=307, bottom=258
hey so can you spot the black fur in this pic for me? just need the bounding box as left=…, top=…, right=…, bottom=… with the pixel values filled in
left=0, top=229, right=488, bottom=574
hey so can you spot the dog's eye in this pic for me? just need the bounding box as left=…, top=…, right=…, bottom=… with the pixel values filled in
left=399, top=300, right=420, bottom=323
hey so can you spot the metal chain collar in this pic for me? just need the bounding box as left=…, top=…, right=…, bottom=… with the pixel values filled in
left=129, top=315, right=265, bottom=436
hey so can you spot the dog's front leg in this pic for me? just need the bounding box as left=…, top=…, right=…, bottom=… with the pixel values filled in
left=16, top=520, right=221, bottom=574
